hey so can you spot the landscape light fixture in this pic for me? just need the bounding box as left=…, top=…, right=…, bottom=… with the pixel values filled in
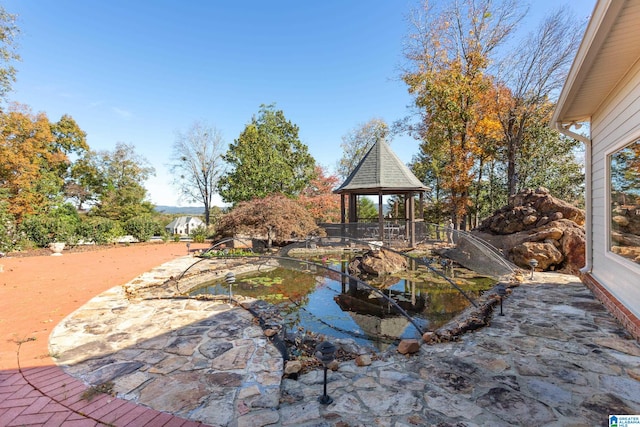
left=225, top=272, right=236, bottom=303
left=314, top=341, right=337, bottom=405
left=496, top=283, right=506, bottom=316
left=186, top=242, right=191, bottom=255
left=529, top=259, right=538, bottom=280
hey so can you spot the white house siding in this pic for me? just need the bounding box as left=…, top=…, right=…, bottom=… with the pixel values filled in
left=590, top=57, right=640, bottom=320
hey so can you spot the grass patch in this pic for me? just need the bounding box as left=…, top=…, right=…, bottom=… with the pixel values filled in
left=80, top=381, right=115, bottom=401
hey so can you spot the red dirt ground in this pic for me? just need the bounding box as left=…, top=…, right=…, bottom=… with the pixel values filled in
left=0, top=242, right=210, bottom=371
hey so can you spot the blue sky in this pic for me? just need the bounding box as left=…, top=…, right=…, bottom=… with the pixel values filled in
left=4, top=0, right=595, bottom=206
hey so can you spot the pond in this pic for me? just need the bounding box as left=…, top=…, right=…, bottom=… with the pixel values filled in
left=188, top=253, right=496, bottom=350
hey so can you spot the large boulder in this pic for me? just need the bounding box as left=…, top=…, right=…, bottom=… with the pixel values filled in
left=475, top=188, right=585, bottom=274
left=511, top=241, right=563, bottom=270
left=348, top=248, right=407, bottom=277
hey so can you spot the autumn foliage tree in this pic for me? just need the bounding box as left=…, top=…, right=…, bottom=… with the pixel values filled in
left=0, top=104, right=88, bottom=221
left=216, top=194, right=321, bottom=248
left=494, top=7, right=583, bottom=196
left=403, top=0, right=522, bottom=227
left=403, top=0, right=585, bottom=229
left=297, top=166, right=340, bottom=223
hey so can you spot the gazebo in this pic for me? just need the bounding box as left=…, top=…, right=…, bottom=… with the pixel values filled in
left=333, top=140, right=429, bottom=246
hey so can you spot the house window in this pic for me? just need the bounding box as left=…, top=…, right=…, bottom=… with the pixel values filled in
left=610, top=138, right=640, bottom=265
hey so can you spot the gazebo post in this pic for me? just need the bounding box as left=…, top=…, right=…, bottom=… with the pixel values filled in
left=378, top=192, right=384, bottom=243
left=340, top=194, right=346, bottom=242
left=349, top=193, right=358, bottom=239
left=409, top=192, right=416, bottom=247
left=404, top=194, right=410, bottom=241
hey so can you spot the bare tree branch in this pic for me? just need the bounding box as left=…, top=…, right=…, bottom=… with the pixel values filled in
left=169, top=121, right=225, bottom=226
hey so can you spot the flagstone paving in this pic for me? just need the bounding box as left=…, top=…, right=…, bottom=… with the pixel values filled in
left=44, top=255, right=640, bottom=427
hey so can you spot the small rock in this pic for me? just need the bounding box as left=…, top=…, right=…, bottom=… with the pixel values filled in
left=422, top=332, right=435, bottom=343
left=613, top=215, right=630, bottom=227
left=549, top=211, right=564, bottom=221
left=397, top=339, right=420, bottom=355
left=355, top=355, right=371, bottom=366
left=328, top=360, right=340, bottom=371
left=284, top=360, right=302, bottom=375
left=239, top=301, right=254, bottom=310
left=264, top=328, right=277, bottom=337
left=236, top=409, right=279, bottom=427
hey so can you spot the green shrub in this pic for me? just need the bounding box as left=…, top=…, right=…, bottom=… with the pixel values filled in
left=0, top=190, right=18, bottom=252
left=77, top=217, right=123, bottom=245
left=189, top=225, right=208, bottom=243
left=20, top=208, right=80, bottom=247
left=123, top=215, right=159, bottom=242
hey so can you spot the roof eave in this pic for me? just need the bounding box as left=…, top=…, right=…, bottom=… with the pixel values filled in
left=551, top=0, right=623, bottom=126
left=334, top=186, right=430, bottom=195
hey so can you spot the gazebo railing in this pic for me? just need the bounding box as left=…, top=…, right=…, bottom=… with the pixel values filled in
left=319, top=220, right=434, bottom=244
left=318, top=221, right=516, bottom=279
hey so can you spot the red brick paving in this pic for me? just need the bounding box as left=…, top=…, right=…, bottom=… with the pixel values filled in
left=0, top=243, right=212, bottom=426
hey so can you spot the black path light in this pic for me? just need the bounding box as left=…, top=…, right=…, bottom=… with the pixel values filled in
left=496, top=283, right=507, bottom=316
left=225, top=272, right=235, bottom=303
left=186, top=242, right=191, bottom=255
left=529, top=258, right=538, bottom=280
left=314, top=341, right=337, bottom=405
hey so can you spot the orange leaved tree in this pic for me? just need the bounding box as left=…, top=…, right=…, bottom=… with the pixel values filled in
left=217, top=194, right=322, bottom=248
left=0, top=104, right=87, bottom=221
left=298, top=166, right=340, bottom=223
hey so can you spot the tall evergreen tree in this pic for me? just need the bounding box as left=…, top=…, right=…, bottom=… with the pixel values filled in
left=218, top=104, right=316, bottom=204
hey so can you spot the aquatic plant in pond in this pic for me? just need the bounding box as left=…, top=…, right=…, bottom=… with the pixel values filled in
left=189, top=253, right=496, bottom=348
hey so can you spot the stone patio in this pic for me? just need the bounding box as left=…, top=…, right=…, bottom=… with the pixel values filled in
left=49, top=256, right=640, bottom=426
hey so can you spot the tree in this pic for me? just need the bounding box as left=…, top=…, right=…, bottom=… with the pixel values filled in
left=402, top=0, right=523, bottom=227
left=0, top=104, right=76, bottom=220
left=514, top=103, right=584, bottom=204
left=90, top=142, right=156, bottom=222
left=0, top=5, right=20, bottom=104
left=611, top=139, right=640, bottom=201
left=218, top=104, right=316, bottom=204
left=0, top=188, right=17, bottom=251
left=65, top=150, right=104, bottom=210
left=50, top=114, right=88, bottom=155
left=169, top=121, right=225, bottom=226
left=495, top=7, right=584, bottom=195
left=48, top=114, right=93, bottom=208
left=410, top=151, right=449, bottom=224
left=357, top=197, right=378, bottom=221
left=216, top=194, right=320, bottom=248
left=298, top=166, right=341, bottom=223
left=337, top=118, right=390, bottom=179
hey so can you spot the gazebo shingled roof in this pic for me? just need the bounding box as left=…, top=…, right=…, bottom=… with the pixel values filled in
left=334, top=139, right=428, bottom=194
left=333, top=140, right=428, bottom=246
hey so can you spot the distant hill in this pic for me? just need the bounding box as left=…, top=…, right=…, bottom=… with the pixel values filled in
left=155, top=205, right=205, bottom=215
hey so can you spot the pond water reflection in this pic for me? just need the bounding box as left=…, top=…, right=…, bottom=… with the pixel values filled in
left=189, top=255, right=495, bottom=348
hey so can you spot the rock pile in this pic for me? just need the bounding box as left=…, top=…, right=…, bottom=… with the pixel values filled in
left=475, top=187, right=586, bottom=274
left=612, top=203, right=640, bottom=262
left=348, top=247, right=407, bottom=277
